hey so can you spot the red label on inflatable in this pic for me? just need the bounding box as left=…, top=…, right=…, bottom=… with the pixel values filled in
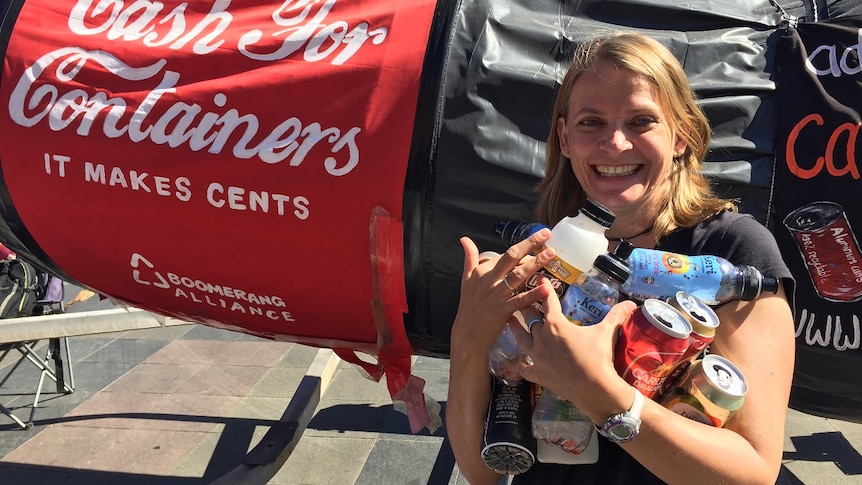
left=0, top=0, right=436, bottom=350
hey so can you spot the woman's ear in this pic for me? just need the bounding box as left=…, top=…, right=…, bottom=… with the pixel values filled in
left=673, top=135, right=687, bottom=158
left=557, top=117, right=570, bottom=158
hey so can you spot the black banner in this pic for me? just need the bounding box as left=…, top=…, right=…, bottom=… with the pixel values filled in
left=774, top=17, right=862, bottom=422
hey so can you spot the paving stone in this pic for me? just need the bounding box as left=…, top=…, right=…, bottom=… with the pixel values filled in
left=271, top=434, right=377, bottom=485
left=354, top=437, right=446, bottom=485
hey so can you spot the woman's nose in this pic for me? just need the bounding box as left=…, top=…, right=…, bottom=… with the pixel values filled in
left=601, top=128, right=633, bottom=152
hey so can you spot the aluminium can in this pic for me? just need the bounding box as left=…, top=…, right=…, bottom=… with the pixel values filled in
left=667, top=291, right=720, bottom=360
left=660, top=353, right=748, bottom=427
left=481, top=378, right=537, bottom=475
left=613, top=299, right=692, bottom=399
left=660, top=291, right=721, bottom=396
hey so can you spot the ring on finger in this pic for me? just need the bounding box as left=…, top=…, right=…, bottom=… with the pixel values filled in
left=526, top=317, right=542, bottom=333
left=503, top=272, right=517, bottom=294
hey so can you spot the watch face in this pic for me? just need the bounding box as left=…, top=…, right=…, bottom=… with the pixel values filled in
left=601, top=416, right=639, bottom=443
left=609, top=424, right=634, bottom=441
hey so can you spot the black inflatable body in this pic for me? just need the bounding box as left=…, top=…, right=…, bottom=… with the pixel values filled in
left=403, top=0, right=862, bottom=422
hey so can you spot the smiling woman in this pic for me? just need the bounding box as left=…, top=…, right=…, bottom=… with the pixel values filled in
left=446, top=32, right=796, bottom=485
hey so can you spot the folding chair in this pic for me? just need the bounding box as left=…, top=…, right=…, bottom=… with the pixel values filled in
left=0, top=275, right=74, bottom=429
left=0, top=337, right=75, bottom=428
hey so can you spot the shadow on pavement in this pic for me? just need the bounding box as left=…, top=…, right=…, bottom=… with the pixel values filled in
left=0, top=462, right=211, bottom=485
left=783, top=431, right=862, bottom=476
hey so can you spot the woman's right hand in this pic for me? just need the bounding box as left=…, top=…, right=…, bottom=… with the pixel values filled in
left=450, top=228, right=555, bottom=353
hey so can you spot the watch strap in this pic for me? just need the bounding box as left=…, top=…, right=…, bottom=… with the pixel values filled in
left=597, top=388, right=644, bottom=443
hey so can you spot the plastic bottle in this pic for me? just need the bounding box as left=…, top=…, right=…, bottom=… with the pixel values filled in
left=495, top=220, right=552, bottom=248
left=487, top=310, right=531, bottom=386
left=495, top=232, right=781, bottom=306
left=622, top=245, right=780, bottom=305
left=487, top=199, right=615, bottom=383
left=526, top=199, right=616, bottom=313
left=559, top=244, right=632, bottom=326
left=531, top=246, right=632, bottom=459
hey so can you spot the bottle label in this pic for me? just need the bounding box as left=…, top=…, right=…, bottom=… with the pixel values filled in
left=525, top=267, right=574, bottom=314
left=543, top=252, right=584, bottom=285
left=561, top=285, right=611, bottom=326
left=626, top=250, right=723, bottom=302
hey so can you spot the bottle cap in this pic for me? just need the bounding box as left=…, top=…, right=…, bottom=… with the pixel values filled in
left=494, top=220, right=513, bottom=238
left=613, top=240, right=635, bottom=260
left=593, top=252, right=631, bottom=284
left=740, top=265, right=778, bottom=300
left=762, top=276, right=780, bottom=294
left=495, top=220, right=525, bottom=247
left=494, top=220, right=551, bottom=247
left=581, top=199, right=616, bottom=228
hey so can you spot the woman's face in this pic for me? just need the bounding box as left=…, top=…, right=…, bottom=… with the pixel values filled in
left=557, top=62, right=687, bottom=219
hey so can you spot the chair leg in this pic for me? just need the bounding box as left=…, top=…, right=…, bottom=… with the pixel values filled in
left=28, top=367, right=49, bottom=425
left=1, top=402, right=29, bottom=430
left=63, top=337, right=75, bottom=392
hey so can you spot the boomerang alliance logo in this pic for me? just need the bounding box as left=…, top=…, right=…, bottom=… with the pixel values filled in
left=130, top=253, right=295, bottom=322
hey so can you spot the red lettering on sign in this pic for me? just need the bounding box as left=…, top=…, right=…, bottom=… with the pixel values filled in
left=786, top=113, right=861, bottom=180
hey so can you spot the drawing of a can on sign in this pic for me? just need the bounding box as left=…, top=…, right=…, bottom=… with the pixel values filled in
left=784, top=201, right=862, bottom=302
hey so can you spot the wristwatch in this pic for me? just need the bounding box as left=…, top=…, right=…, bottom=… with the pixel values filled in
left=597, top=388, right=644, bottom=443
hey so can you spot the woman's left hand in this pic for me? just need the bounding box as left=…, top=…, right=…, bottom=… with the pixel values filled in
left=511, top=281, right=637, bottom=412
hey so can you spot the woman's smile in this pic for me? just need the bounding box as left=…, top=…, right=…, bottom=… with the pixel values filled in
left=594, top=164, right=641, bottom=177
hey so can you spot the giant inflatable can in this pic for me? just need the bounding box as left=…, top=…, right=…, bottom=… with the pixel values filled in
left=0, top=0, right=439, bottom=397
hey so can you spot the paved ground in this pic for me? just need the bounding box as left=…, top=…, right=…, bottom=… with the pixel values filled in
left=1, top=294, right=861, bottom=484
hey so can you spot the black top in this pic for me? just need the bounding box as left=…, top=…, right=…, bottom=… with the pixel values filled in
left=512, top=211, right=795, bottom=485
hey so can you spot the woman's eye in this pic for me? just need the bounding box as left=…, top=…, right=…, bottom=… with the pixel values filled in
left=577, top=118, right=601, bottom=128
left=632, top=117, right=657, bottom=128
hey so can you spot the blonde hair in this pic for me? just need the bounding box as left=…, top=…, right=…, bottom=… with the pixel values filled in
left=536, top=32, right=735, bottom=236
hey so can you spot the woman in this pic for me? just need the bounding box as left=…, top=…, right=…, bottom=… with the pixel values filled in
left=447, top=32, right=795, bottom=484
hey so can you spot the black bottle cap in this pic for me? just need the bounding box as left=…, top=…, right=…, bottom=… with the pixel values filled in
left=581, top=199, right=616, bottom=228
left=494, top=220, right=523, bottom=247
left=762, top=276, right=780, bottom=294
left=740, top=265, right=779, bottom=300
left=494, top=220, right=513, bottom=237
left=613, top=240, right=635, bottom=260
left=593, top=252, right=631, bottom=284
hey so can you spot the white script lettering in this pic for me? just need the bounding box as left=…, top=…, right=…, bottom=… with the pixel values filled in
left=9, top=48, right=361, bottom=175
left=238, top=0, right=387, bottom=65
left=805, top=28, right=862, bottom=77
left=68, top=0, right=231, bottom=54
left=68, top=0, right=386, bottom=65
left=795, top=308, right=861, bottom=351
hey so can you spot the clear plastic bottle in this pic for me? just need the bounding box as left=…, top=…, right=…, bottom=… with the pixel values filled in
left=531, top=247, right=632, bottom=457
left=487, top=312, right=529, bottom=386
left=531, top=388, right=594, bottom=455
left=560, top=245, right=632, bottom=326
left=498, top=229, right=780, bottom=306
left=623, top=246, right=780, bottom=305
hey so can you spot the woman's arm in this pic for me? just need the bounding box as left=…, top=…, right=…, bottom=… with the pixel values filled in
left=446, top=231, right=555, bottom=485
left=514, top=282, right=795, bottom=485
